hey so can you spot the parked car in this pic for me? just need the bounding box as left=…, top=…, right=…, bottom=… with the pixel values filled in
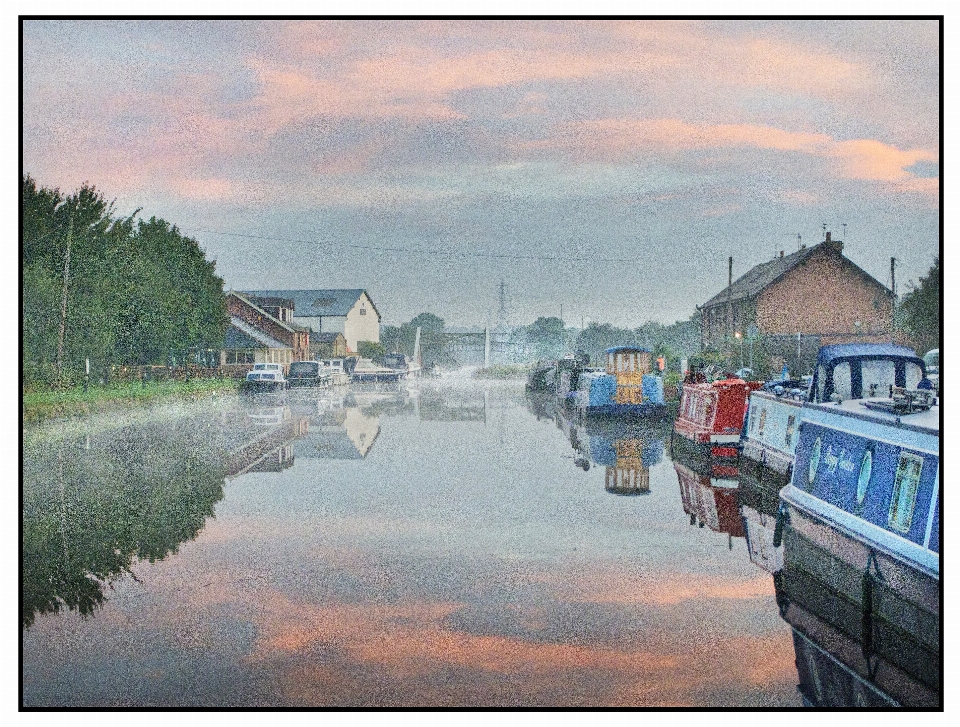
left=923, top=348, right=939, bottom=392
left=240, top=362, right=286, bottom=393
left=286, top=360, right=331, bottom=389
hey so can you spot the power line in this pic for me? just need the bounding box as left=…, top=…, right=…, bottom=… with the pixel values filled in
left=185, top=227, right=640, bottom=264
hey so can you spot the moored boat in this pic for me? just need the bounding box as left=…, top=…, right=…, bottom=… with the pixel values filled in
left=740, top=344, right=928, bottom=487
left=569, top=346, right=666, bottom=419
left=319, top=358, right=351, bottom=386
left=672, top=376, right=759, bottom=460
left=351, top=358, right=405, bottom=383
left=776, top=379, right=939, bottom=690
left=239, top=362, right=287, bottom=393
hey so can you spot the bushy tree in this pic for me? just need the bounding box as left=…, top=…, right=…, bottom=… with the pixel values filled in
left=22, top=175, right=228, bottom=387
left=898, top=256, right=939, bottom=355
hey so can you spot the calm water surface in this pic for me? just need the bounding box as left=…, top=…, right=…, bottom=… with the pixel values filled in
left=22, top=379, right=802, bottom=707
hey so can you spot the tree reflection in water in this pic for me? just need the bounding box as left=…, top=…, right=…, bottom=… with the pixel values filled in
left=22, top=421, right=227, bottom=628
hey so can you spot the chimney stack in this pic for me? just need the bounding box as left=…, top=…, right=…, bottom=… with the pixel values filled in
left=825, top=231, right=831, bottom=242
left=780, top=250, right=784, bottom=258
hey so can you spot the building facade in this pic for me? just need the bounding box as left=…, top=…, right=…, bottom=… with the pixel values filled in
left=699, top=234, right=894, bottom=372
left=221, top=292, right=310, bottom=370
left=244, top=290, right=380, bottom=353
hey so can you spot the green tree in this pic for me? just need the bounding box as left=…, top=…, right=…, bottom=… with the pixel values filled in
left=898, top=256, right=939, bottom=355
left=358, top=340, right=387, bottom=362
left=22, top=176, right=229, bottom=387
left=524, top=316, right=566, bottom=360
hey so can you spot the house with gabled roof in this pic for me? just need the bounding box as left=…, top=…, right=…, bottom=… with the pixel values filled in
left=221, top=291, right=310, bottom=370
left=243, top=289, right=380, bottom=354
left=699, top=234, right=894, bottom=372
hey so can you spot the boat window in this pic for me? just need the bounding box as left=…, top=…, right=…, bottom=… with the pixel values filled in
left=832, top=362, right=852, bottom=400
left=888, top=452, right=922, bottom=534
left=757, top=407, right=767, bottom=436
left=808, top=437, right=822, bottom=487
left=785, top=415, right=796, bottom=448
left=861, top=359, right=896, bottom=398
left=905, top=361, right=923, bottom=390
left=856, top=449, right=872, bottom=505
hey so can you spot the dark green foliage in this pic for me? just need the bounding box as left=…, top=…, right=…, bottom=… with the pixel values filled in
left=358, top=340, right=387, bottom=362
left=392, top=312, right=453, bottom=367
left=524, top=317, right=566, bottom=360
left=22, top=176, right=228, bottom=386
left=573, top=318, right=700, bottom=369
left=898, top=256, right=939, bottom=355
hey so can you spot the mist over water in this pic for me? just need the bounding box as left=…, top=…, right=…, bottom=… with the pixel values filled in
left=22, top=380, right=800, bottom=707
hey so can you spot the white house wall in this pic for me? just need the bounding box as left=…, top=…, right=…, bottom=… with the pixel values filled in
left=345, top=292, right=380, bottom=351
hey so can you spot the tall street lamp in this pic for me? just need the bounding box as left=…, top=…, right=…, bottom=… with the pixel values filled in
left=735, top=330, right=743, bottom=369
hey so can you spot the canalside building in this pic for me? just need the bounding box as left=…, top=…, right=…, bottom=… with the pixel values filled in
left=699, top=233, right=895, bottom=374
left=244, top=289, right=380, bottom=354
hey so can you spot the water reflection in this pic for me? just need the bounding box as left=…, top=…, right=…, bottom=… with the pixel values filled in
left=24, top=383, right=805, bottom=707
left=549, top=404, right=667, bottom=496
left=673, top=456, right=743, bottom=543
left=22, top=418, right=227, bottom=628
left=22, top=388, right=407, bottom=627
left=775, top=532, right=940, bottom=707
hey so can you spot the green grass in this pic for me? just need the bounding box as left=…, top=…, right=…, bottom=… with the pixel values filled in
left=22, top=377, right=239, bottom=425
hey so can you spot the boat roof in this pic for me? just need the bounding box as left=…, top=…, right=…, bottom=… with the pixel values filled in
left=806, top=398, right=940, bottom=436
left=816, top=343, right=921, bottom=367
left=605, top=346, right=651, bottom=354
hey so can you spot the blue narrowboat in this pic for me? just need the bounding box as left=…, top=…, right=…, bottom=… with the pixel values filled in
left=741, top=344, right=929, bottom=485
left=777, top=382, right=939, bottom=675
left=569, top=346, right=666, bottom=418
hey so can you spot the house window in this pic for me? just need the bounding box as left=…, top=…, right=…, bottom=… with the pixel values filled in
left=360, top=307, right=367, bottom=315
left=888, top=452, right=922, bottom=534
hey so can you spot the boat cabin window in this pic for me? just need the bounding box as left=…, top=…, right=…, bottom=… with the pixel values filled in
left=861, top=359, right=896, bottom=398
left=888, top=452, right=923, bottom=534
left=832, top=362, right=852, bottom=400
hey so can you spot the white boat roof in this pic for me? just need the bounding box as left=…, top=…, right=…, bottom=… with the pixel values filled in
left=806, top=396, right=940, bottom=435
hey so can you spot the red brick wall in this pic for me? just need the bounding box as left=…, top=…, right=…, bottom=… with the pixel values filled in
left=227, top=295, right=309, bottom=360
left=756, top=248, right=893, bottom=341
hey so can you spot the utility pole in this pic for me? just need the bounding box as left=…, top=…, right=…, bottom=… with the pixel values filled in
left=890, top=257, right=897, bottom=342
left=56, top=213, right=74, bottom=381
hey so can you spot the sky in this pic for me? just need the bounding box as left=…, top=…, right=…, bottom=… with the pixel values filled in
left=21, top=18, right=941, bottom=328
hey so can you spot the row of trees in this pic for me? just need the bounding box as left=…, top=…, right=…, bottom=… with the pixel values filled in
left=377, top=310, right=700, bottom=372
left=23, top=176, right=228, bottom=388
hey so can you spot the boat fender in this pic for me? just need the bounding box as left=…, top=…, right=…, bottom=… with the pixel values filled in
left=772, top=504, right=790, bottom=548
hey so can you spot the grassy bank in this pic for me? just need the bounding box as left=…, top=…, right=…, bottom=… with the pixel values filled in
left=23, top=377, right=239, bottom=425
left=472, top=364, right=531, bottom=380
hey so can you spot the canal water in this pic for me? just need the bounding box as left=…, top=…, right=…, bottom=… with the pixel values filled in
left=22, top=379, right=803, bottom=707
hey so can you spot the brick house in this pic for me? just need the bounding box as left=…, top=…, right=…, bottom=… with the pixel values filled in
left=221, top=292, right=310, bottom=371
left=244, top=290, right=380, bottom=353
left=699, top=234, right=894, bottom=373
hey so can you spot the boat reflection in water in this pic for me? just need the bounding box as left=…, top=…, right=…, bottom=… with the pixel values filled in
left=737, top=471, right=785, bottom=574
left=555, top=409, right=666, bottom=496
left=775, top=530, right=939, bottom=707
left=673, top=454, right=743, bottom=544
left=227, top=404, right=309, bottom=477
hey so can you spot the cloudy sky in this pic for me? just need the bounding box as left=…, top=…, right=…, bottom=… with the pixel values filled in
left=22, top=19, right=940, bottom=328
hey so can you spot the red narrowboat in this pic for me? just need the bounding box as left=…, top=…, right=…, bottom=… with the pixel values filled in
left=672, top=377, right=760, bottom=459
